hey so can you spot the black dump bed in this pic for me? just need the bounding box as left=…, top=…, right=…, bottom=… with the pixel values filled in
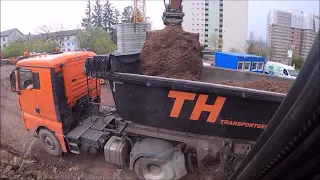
left=84, top=51, right=290, bottom=141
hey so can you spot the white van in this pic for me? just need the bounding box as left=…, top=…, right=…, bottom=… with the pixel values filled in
left=264, top=61, right=298, bottom=79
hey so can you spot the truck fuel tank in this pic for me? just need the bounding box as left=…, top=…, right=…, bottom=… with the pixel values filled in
left=104, top=136, right=130, bottom=166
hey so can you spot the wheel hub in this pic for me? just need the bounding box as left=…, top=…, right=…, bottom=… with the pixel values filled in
left=144, top=164, right=165, bottom=179
left=44, top=136, right=55, bottom=150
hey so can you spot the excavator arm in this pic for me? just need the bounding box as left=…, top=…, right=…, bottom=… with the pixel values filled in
left=162, top=0, right=185, bottom=26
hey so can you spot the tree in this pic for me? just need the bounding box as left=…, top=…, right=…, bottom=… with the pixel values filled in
left=245, top=31, right=256, bottom=54
left=81, top=0, right=93, bottom=28
left=121, top=5, right=134, bottom=23
left=245, top=31, right=269, bottom=58
left=102, top=0, right=113, bottom=32
left=209, top=32, right=223, bottom=51
left=229, top=47, right=240, bottom=52
left=92, top=0, right=103, bottom=28
left=54, top=24, right=66, bottom=47
left=2, top=40, right=58, bottom=59
left=102, top=1, right=120, bottom=42
left=35, top=24, right=53, bottom=40
left=76, top=27, right=116, bottom=54
left=267, top=44, right=275, bottom=61
left=291, top=48, right=304, bottom=69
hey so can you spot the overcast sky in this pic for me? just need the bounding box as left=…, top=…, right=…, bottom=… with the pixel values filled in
left=1, top=0, right=319, bottom=40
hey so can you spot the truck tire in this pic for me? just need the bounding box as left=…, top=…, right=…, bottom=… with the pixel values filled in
left=39, top=129, right=62, bottom=156
left=134, top=157, right=175, bottom=180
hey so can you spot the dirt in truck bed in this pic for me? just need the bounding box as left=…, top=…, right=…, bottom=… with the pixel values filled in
left=220, top=80, right=293, bottom=94
left=140, top=25, right=203, bottom=81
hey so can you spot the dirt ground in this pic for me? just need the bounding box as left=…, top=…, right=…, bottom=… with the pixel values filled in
left=0, top=64, right=226, bottom=180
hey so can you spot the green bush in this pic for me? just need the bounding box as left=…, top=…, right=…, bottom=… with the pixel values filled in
left=76, top=27, right=116, bottom=54
left=2, top=40, right=58, bottom=59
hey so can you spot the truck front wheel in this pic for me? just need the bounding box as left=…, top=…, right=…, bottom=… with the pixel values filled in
left=39, top=129, right=62, bottom=156
left=134, top=157, right=175, bottom=180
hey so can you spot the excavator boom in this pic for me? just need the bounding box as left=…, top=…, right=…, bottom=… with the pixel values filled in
left=162, top=0, right=185, bottom=26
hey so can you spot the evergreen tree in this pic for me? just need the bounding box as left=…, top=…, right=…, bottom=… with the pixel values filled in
left=81, top=0, right=93, bottom=28
left=92, top=0, right=103, bottom=28
left=121, top=6, right=134, bottom=23
left=102, top=0, right=113, bottom=32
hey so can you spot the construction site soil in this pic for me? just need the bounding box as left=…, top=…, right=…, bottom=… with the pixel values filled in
left=220, top=80, right=293, bottom=94
left=140, top=25, right=203, bottom=81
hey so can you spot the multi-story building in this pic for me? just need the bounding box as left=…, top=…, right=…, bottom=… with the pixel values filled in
left=267, top=10, right=319, bottom=64
left=28, top=29, right=80, bottom=52
left=182, top=0, right=248, bottom=52
left=0, top=28, right=25, bottom=49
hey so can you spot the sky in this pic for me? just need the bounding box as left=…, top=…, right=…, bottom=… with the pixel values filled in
left=1, top=0, right=319, bottom=40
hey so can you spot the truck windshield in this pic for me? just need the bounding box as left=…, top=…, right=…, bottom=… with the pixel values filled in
left=288, top=69, right=298, bottom=77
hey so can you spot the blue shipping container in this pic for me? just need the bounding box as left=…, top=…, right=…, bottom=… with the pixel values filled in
left=215, top=52, right=265, bottom=73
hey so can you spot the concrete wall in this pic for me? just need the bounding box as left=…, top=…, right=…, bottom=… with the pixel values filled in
left=200, top=66, right=294, bottom=83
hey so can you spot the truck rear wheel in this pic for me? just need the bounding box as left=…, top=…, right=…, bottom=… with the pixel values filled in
left=39, top=129, right=62, bottom=156
left=134, top=157, right=175, bottom=180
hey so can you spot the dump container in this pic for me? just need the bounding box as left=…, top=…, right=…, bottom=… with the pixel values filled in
left=85, top=52, right=287, bottom=141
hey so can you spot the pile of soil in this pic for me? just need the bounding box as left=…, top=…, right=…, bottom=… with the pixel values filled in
left=220, top=80, right=293, bottom=94
left=140, top=25, right=203, bottom=81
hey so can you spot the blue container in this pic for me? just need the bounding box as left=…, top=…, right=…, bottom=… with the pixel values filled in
left=215, top=52, right=265, bottom=73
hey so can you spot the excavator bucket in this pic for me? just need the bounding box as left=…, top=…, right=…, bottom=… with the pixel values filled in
left=162, top=0, right=185, bottom=26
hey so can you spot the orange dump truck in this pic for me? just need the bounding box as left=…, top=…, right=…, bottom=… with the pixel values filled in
left=10, top=51, right=288, bottom=180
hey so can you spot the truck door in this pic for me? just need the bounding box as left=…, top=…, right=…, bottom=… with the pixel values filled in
left=17, top=68, right=40, bottom=117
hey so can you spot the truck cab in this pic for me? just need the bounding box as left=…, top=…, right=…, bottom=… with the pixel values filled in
left=10, top=51, right=99, bottom=154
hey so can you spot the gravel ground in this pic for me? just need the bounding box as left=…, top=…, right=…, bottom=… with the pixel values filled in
left=0, top=64, right=227, bottom=180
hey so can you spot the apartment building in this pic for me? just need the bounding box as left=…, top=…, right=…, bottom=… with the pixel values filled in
left=0, top=28, right=25, bottom=49
left=182, top=0, right=248, bottom=52
left=267, top=10, right=319, bottom=64
left=28, top=29, right=80, bottom=52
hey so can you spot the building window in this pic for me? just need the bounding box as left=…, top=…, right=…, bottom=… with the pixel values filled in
left=197, top=24, right=199, bottom=26
left=252, top=62, right=258, bottom=71
left=205, top=29, right=208, bottom=32
left=244, top=62, right=251, bottom=71
left=192, top=24, right=194, bottom=26
left=237, top=61, right=244, bottom=70
left=62, top=43, right=65, bottom=46
left=67, top=43, right=70, bottom=46
left=205, top=40, right=208, bottom=42
left=205, top=3, right=208, bottom=5
left=68, top=49, right=70, bottom=51
left=2, top=38, right=5, bottom=41
left=205, top=34, right=208, bottom=37
left=205, top=14, right=208, bottom=16
left=67, top=37, right=70, bottom=40
left=205, top=19, right=208, bottom=21
left=3, top=44, right=6, bottom=48
left=220, top=14, right=223, bottom=17
left=205, top=24, right=208, bottom=26
left=258, top=62, right=264, bottom=71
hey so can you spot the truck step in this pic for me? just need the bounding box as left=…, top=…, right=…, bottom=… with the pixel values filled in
left=70, top=150, right=80, bottom=154
left=69, top=142, right=78, bottom=146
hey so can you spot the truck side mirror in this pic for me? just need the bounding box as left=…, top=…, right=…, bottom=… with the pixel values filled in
left=9, top=70, right=19, bottom=93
